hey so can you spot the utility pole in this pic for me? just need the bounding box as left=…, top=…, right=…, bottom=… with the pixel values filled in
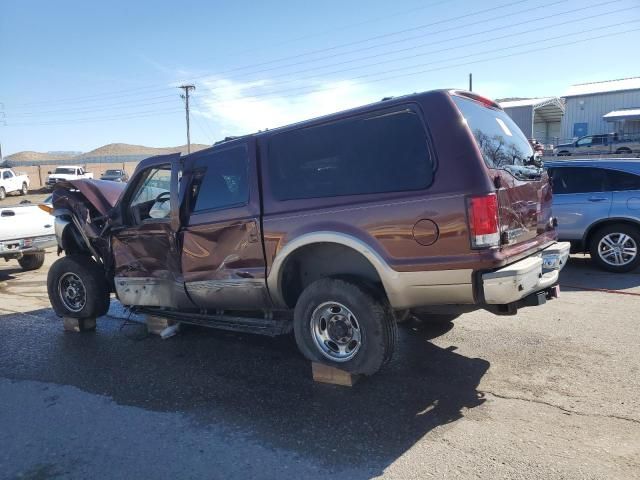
left=178, top=84, right=196, bottom=154
left=468, top=73, right=473, bottom=92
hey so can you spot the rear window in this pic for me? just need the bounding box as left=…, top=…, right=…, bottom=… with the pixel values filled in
left=267, top=106, right=433, bottom=201
left=452, top=95, right=537, bottom=179
left=54, top=168, right=76, bottom=175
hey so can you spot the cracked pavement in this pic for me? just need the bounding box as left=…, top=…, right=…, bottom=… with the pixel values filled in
left=0, top=252, right=639, bottom=479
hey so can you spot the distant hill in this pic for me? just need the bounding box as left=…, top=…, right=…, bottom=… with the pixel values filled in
left=5, top=143, right=210, bottom=165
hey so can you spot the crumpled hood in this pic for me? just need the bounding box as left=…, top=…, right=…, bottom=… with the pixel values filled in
left=56, top=178, right=126, bottom=216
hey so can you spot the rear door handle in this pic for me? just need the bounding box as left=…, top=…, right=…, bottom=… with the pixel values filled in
left=588, top=196, right=607, bottom=202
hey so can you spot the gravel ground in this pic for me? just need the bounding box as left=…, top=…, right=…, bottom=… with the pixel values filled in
left=0, top=253, right=638, bottom=479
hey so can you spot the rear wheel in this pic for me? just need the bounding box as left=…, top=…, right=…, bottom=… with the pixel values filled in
left=0, top=187, right=5, bottom=201
left=18, top=252, right=45, bottom=271
left=20, top=183, right=28, bottom=195
left=615, top=147, right=632, bottom=155
left=293, top=278, right=396, bottom=376
left=589, top=224, right=640, bottom=273
left=47, top=255, right=110, bottom=318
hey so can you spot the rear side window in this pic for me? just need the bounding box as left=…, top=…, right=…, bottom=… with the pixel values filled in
left=549, top=167, right=606, bottom=194
left=604, top=169, right=640, bottom=191
left=191, top=145, right=249, bottom=212
left=267, top=107, right=433, bottom=201
left=452, top=96, right=536, bottom=179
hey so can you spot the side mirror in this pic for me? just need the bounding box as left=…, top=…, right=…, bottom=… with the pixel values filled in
left=48, top=171, right=52, bottom=174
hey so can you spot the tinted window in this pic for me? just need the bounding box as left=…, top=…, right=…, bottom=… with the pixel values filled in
left=2, top=171, right=11, bottom=179
left=54, top=167, right=76, bottom=175
left=605, top=169, right=640, bottom=191
left=576, top=137, right=592, bottom=147
left=549, top=167, right=606, bottom=194
left=452, top=96, right=537, bottom=180
left=268, top=107, right=432, bottom=201
left=192, top=145, right=249, bottom=212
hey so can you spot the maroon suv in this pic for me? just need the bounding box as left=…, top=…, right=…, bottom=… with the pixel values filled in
left=48, top=90, right=569, bottom=376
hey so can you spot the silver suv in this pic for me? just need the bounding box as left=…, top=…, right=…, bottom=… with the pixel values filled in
left=546, top=159, right=640, bottom=272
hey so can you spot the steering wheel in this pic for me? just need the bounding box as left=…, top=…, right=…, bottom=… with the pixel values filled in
left=155, top=191, right=171, bottom=203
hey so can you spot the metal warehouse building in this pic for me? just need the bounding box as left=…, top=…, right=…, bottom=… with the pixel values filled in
left=499, top=97, right=564, bottom=145
left=561, top=77, right=640, bottom=141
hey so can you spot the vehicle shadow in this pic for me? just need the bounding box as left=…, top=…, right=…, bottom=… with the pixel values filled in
left=560, top=255, right=640, bottom=291
left=0, top=266, right=22, bottom=282
left=0, top=306, right=489, bottom=477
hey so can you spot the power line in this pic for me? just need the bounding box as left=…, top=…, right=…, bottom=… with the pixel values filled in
left=4, top=0, right=539, bottom=109
left=203, top=1, right=634, bottom=95
left=203, top=19, right=640, bottom=104
left=9, top=95, right=178, bottom=117
left=5, top=22, right=638, bottom=127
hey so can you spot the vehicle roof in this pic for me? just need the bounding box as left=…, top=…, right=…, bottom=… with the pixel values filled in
left=206, top=89, right=466, bottom=150
left=545, top=158, right=640, bottom=173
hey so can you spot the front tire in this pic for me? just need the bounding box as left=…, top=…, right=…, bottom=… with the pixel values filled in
left=47, top=255, right=110, bottom=318
left=0, top=187, right=5, bottom=201
left=615, top=148, right=632, bottom=155
left=589, top=224, right=640, bottom=273
left=21, top=183, right=28, bottom=195
left=293, top=278, right=396, bottom=376
left=18, top=252, right=45, bottom=271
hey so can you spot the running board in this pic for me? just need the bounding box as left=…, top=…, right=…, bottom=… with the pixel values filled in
left=138, top=309, right=292, bottom=337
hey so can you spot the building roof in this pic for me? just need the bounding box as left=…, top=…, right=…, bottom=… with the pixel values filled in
left=564, top=77, right=640, bottom=97
left=499, top=97, right=556, bottom=108
left=603, top=108, right=640, bottom=121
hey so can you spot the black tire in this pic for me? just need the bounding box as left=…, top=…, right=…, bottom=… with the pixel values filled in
left=47, top=255, right=110, bottom=318
left=557, top=151, right=570, bottom=156
left=0, top=187, right=5, bottom=201
left=293, top=278, right=397, bottom=376
left=589, top=223, right=640, bottom=273
left=411, top=312, right=461, bottom=324
left=18, top=252, right=46, bottom=271
left=615, top=148, right=632, bottom=155
left=20, top=183, right=28, bottom=195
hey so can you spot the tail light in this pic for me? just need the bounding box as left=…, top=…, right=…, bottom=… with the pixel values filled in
left=467, top=193, right=500, bottom=248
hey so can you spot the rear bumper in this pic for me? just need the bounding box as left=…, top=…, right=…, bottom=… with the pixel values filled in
left=481, top=241, right=570, bottom=305
left=0, top=235, right=57, bottom=259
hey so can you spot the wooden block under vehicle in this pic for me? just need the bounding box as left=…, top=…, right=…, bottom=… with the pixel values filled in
left=62, top=317, right=96, bottom=332
left=145, top=315, right=174, bottom=335
left=311, top=362, right=360, bottom=387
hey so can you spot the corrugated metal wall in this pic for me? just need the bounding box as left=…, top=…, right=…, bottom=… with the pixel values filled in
left=502, top=105, right=533, bottom=138
left=561, top=90, right=640, bottom=140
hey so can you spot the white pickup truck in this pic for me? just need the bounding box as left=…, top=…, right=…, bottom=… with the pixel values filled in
left=0, top=200, right=56, bottom=270
left=46, top=165, right=93, bottom=190
left=0, top=168, right=30, bottom=200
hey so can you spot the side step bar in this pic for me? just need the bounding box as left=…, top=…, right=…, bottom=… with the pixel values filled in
left=138, top=309, right=292, bottom=337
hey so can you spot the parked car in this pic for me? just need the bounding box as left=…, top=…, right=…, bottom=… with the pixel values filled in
left=46, top=165, right=93, bottom=189
left=0, top=168, right=30, bottom=200
left=46, top=90, right=569, bottom=376
left=100, top=169, right=128, bottom=182
left=554, top=133, right=640, bottom=157
left=0, top=196, right=55, bottom=270
left=546, top=159, right=640, bottom=272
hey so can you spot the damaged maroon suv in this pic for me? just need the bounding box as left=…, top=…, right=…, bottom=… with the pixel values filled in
left=48, top=90, right=569, bottom=376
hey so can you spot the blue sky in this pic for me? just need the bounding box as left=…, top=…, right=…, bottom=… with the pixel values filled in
left=1, top=0, right=639, bottom=155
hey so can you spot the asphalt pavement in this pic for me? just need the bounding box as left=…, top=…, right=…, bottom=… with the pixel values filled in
left=0, top=252, right=638, bottom=479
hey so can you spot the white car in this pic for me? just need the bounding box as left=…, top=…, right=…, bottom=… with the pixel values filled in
left=46, top=165, right=94, bottom=190
left=0, top=198, right=56, bottom=270
left=0, top=168, right=30, bottom=200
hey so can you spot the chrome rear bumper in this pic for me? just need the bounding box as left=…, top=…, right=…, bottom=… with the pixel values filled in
left=482, top=241, right=570, bottom=305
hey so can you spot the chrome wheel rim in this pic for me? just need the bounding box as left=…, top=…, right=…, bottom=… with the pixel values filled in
left=598, top=233, right=637, bottom=267
left=310, top=302, right=362, bottom=362
left=58, top=272, right=86, bottom=312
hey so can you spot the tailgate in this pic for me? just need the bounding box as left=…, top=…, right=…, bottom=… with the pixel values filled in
left=495, top=169, right=553, bottom=248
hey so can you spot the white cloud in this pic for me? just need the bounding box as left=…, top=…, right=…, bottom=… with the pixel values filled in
left=192, top=76, right=381, bottom=139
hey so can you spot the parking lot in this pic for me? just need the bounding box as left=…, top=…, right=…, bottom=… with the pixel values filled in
left=0, top=250, right=637, bottom=479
